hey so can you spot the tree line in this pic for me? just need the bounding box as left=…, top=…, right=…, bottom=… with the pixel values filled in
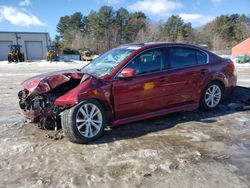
left=55, top=6, right=250, bottom=54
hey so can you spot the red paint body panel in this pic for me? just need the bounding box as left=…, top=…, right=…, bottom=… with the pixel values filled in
left=19, top=42, right=237, bottom=126
left=111, top=103, right=198, bottom=126
left=21, top=69, right=83, bottom=95
left=113, top=74, right=163, bottom=119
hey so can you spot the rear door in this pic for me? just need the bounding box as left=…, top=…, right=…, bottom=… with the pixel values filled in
left=112, top=48, right=166, bottom=119
left=160, top=46, right=209, bottom=106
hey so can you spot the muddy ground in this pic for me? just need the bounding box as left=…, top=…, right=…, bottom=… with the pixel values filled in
left=0, top=61, right=249, bottom=188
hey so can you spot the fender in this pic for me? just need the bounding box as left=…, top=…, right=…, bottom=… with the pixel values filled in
left=195, top=71, right=228, bottom=104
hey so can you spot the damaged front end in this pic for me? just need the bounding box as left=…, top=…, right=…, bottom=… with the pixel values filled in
left=18, top=70, right=84, bottom=130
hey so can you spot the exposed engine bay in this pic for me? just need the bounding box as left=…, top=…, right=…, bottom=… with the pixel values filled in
left=18, top=71, right=84, bottom=130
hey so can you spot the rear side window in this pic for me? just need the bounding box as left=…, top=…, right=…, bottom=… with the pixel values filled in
left=196, top=51, right=207, bottom=65
left=167, top=47, right=207, bottom=69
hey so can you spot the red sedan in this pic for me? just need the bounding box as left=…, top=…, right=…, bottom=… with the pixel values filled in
left=18, top=42, right=237, bottom=143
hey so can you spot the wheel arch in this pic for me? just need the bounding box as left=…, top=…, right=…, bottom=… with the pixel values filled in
left=85, top=98, right=113, bottom=125
left=199, top=79, right=225, bottom=110
left=61, top=98, right=107, bottom=143
left=200, top=79, right=225, bottom=99
left=199, top=73, right=226, bottom=96
left=208, top=79, right=225, bottom=91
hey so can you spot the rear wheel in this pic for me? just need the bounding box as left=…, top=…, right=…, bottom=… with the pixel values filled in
left=19, top=54, right=24, bottom=62
left=200, top=82, right=223, bottom=110
left=8, top=54, right=11, bottom=63
left=62, top=100, right=107, bottom=143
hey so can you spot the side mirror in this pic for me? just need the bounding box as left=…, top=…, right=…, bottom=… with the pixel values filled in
left=118, top=68, right=136, bottom=78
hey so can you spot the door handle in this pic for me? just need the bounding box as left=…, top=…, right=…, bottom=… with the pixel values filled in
left=200, top=69, right=208, bottom=75
left=159, top=76, right=167, bottom=83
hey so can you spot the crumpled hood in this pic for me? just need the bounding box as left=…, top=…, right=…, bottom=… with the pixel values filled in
left=21, top=69, right=84, bottom=95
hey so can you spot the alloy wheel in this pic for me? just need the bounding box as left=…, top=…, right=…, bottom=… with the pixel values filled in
left=76, top=103, right=103, bottom=138
left=205, top=85, right=222, bottom=108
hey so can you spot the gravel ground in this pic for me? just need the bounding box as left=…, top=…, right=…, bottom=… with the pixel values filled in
left=0, top=60, right=249, bottom=188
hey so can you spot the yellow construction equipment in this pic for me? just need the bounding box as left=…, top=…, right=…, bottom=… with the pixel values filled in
left=79, top=48, right=93, bottom=61
left=8, top=45, right=25, bottom=63
left=47, top=45, right=58, bottom=62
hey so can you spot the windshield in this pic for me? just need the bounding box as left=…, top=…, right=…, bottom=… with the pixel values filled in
left=85, top=52, right=91, bottom=56
left=81, top=48, right=134, bottom=77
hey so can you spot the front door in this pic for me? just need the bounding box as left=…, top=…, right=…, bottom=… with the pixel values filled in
left=112, top=48, right=165, bottom=119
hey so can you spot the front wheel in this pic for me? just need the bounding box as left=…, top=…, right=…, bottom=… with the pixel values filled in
left=200, top=82, right=223, bottom=111
left=61, top=100, right=107, bottom=143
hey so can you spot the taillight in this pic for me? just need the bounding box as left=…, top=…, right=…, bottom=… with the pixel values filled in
left=228, top=61, right=235, bottom=73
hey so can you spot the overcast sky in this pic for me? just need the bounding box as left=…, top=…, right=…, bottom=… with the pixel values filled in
left=0, top=0, right=249, bottom=39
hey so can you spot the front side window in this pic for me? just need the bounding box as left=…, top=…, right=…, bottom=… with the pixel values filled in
left=167, top=47, right=207, bottom=69
left=124, top=49, right=164, bottom=75
left=81, top=48, right=134, bottom=77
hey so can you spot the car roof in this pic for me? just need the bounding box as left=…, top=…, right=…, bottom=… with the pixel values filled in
left=119, top=42, right=207, bottom=51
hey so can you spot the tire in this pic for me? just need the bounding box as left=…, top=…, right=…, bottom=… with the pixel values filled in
left=61, top=100, right=107, bottom=143
left=8, top=55, right=11, bottom=63
left=200, top=82, right=224, bottom=111
left=14, top=57, right=18, bottom=63
left=19, top=54, right=24, bottom=62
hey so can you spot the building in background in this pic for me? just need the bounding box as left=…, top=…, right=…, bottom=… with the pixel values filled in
left=232, top=37, right=250, bottom=59
left=0, top=31, right=51, bottom=61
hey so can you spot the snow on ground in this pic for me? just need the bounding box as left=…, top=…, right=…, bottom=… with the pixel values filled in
left=235, top=62, right=250, bottom=67
left=0, top=60, right=89, bottom=66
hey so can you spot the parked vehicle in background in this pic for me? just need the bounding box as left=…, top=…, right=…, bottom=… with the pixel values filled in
left=79, top=48, right=93, bottom=61
left=235, top=54, right=250, bottom=63
left=8, top=45, right=25, bottom=63
left=46, top=45, right=59, bottom=62
left=18, top=42, right=237, bottom=143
